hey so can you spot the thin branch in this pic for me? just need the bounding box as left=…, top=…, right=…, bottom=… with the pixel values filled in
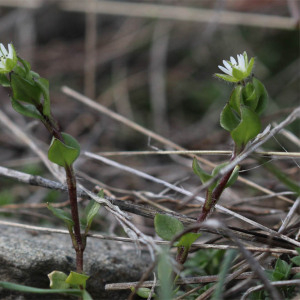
left=83, top=152, right=300, bottom=247
left=95, top=149, right=300, bottom=158
left=241, top=280, right=300, bottom=300
left=182, top=108, right=300, bottom=206
left=222, top=223, right=282, bottom=300
left=278, top=196, right=300, bottom=233
left=0, top=110, right=61, bottom=181
left=1, top=165, right=299, bottom=249
left=62, top=86, right=293, bottom=204
left=59, top=0, right=297, bottom=30
left=0, top=220, right=297, bottom=256
left=0, top=0, right=297, bottom=30
left=105, top=269, right=300, bottom=291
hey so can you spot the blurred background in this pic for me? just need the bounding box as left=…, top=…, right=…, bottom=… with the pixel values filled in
left=0, top=0, right=299, bottom=225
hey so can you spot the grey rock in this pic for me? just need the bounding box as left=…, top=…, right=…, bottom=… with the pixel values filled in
left=0, top=225, right=151, bottom=300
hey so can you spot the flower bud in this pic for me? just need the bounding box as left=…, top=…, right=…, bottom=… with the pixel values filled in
left=0, top=43, right=17, bottom=74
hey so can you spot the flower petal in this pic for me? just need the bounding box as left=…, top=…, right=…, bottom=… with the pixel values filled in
left=7, top=44, right=14, bottom=59
left=230, top=56, right=237, bottom=65
left=218, top=65, right=232, bottom=75
left=223, top=60, right=231, bottom=70
left=240, top=54, right=246, bottom=71
left=0, top=44, right=8, bottom=56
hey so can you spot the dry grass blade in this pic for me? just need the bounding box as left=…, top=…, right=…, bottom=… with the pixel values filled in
left=83, top=152, right=300, bottom=247
left=59, top=0, right=297, bottom=30
left=62, top=86, right=294, bottom=204
left=95, top=149, right=300, bottom=158
left=241, top=280, right=300, bottom=300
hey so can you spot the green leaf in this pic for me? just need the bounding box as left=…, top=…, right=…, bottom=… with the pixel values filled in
left=220, top=103, right=240, bottom=132
left=47, top=203, right=74, bottom=230
left=231, top=106, right=261, bottom=147
left=175, top=232, right=201, bottom=248
left=130, top=287, right=156, bottom=298
left=212, top=162, right=227, bottom=177
left=154, top=214, right=184, bottom=241
left=0, top=281, right=83, bottom=297
left=215, top=73, right=240, bottom=83
left=11, top=73, right=41, bottom=105
left=232, top=68, right=244, bottom=81
left=48, top=133, right=80, bottom=167
left=229, top=85, right=243, bottom=114
left=17, top=56, right=31, bottom=76
left=272, top=259, right=291, bottom=281
left=296, top=248, right=300, bottom=256
left=192, top=157, right=212, bottom=184
left=247, top=57, right=255, bottom=75
left=35, top=77, right=51, bottom=117
left=13, top=65, right=26, bottom=77
left=0, top=74, right=10, bottom=87
left=242, top=82, right=259, bottom=111
left=84, top=190, right=102, bottom=233
left=11, top=97, right=43, bottom=120
left=211, top=250, right=237, bottom=300
left=65, top=271, right=89, bottom=289
left=252, top=77, right=268, bottom=115
left=82, top=290, right=93, bottom=300
left=225, top=165, right=240, bottom=188
left=48, top=271, right=70, bottom=289
left=291, top=256, right=300, bottom=266
left=157, top=250, right=173, bottom=300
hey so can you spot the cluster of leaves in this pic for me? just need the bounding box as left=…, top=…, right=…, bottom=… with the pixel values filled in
left=220, top=77, right=268, bottom=148
left=251, top=249, right=300, bottom=299
left=0, top=51, right=81, bottom=170
left=0, top=271, right=92, bottom=300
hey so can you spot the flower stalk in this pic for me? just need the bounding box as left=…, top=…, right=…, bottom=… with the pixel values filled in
left=176, top=51, right=268, bottom=266
left=0, top=43, right=84, bottom=274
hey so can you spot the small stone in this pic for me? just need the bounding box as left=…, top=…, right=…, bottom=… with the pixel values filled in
left=0, top=225, right=151, bottom=299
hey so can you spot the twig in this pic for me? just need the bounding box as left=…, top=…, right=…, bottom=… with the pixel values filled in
left=222, top=223, right=282, bottom=300
left=0, top=219, right=297, bottom=256
left=95, top=149, right=300, bottom=158
left=181, top=107, right=300, bottom=206
left=62, top=86, right=293, bottom=204
left=278, top=196, right=300, bottom=233
left=105, top=272, right=254, bottom=290
left=241, top=279, right=300, bottom=300
left=149, top=21, right=171, bottom=135
left=83, top=152, right=300, bottom=247
left=59, top=0, right=297, bottom=30
left=127, top=260, right=157, bottom=300
left=105, top=269, right=300, bottom=291
left=0, top=110, right=61, bottom=181
left=0, top=0, right=296, bottom=30
left=1, top=165, right=298, bottom=249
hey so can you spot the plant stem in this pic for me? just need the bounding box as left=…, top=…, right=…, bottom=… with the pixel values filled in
left=36, top=104, right=84, bottom=273
left=197, top=145, right=240, bottom=223
left=65, top=165, right=84, bottom=273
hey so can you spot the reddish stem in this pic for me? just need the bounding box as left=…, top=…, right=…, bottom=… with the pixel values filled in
left=197, top=146, right=240, bottom=223
left=65, top=165, right=84, bottom=273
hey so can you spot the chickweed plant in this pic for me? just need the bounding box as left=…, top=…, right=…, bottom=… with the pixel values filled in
left=150, top=51, right=274, bottom=299
left=0, top=44, right=298, bottom=299
left=0, top=43, right=102, bottom=298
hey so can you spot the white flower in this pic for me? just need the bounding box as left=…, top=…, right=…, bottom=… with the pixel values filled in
left=215, top=51, right=254, bottom=83
left=0, top=43, right=17, bottom=74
